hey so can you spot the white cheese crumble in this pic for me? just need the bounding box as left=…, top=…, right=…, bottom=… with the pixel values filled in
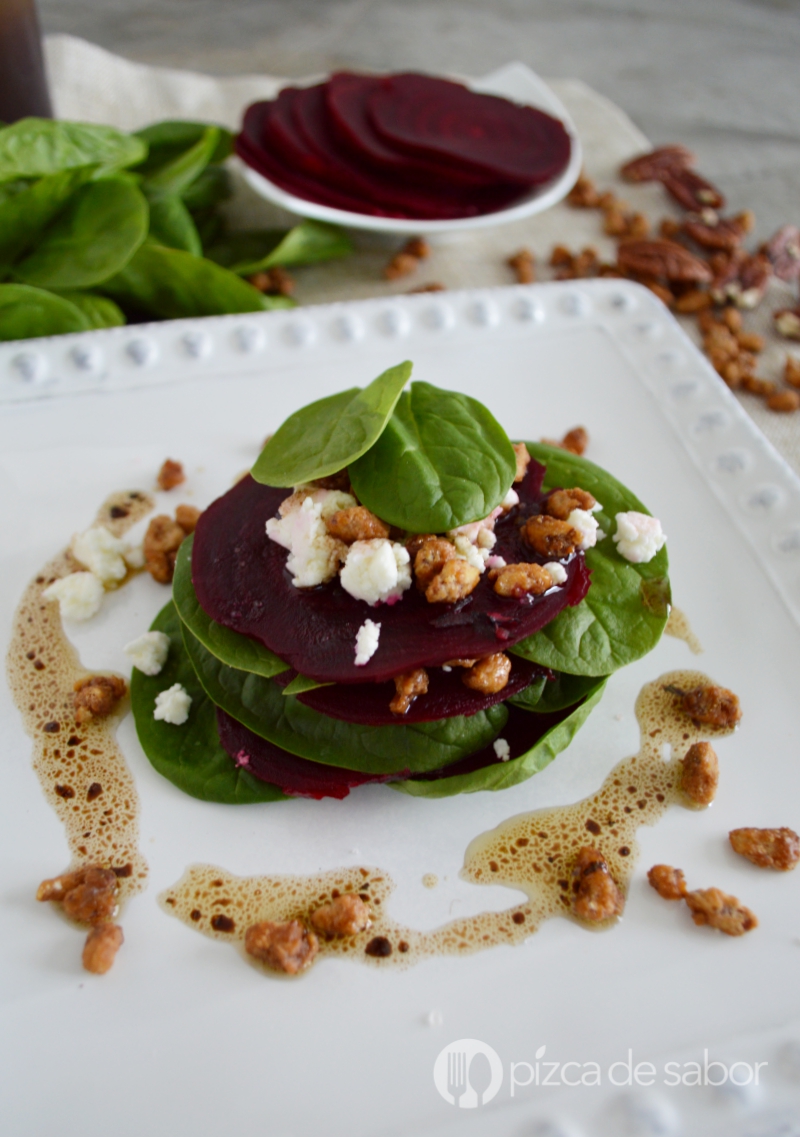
left=340, top=539, right=412, bottom=605
left=124, top=630, right=171, bottom=676
left=124, top=545, right=146, bottom=570
left=493, top=738, right=511, bottom=762
left=452, top=534, right=488, bottom=572
left=354, top=619, right=381, bottom=666
left=612, top=511, right=667, bottom=563
left=153, top=682, right=192, bottom=725
left=501, top=487, right=519, bottom=510
left=543, top=561, right=568, bottom=586
left=71, top=526, right=130, bottom=584
left=448, top=504, right=504, bottom=546
left=475, top=527, right=496, bottom=550
left=42, top=572, right=104, bottom=621
left=266, top=488, right=355, bottom=588
left=567, top=507, right=601, bottom=551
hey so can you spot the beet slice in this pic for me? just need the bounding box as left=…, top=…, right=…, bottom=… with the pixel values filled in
left=293, top=656, right=549, bottom=725
left=216, top=708, right=403, bottom=800
left=368, top=73, right=572, bottom=186
left=191, top=460, right=591, bottom=685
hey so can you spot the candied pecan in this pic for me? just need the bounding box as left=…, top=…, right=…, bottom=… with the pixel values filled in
left=156, top=459, right=185, bottom=491
left=425, top=559, right=481, bottom=604
left=245, top=919, right=318, bottom=974
left=461, top=653, right=511, bottom=694
left=684, top=888, right=757, bottom=936
left=413, top=537, right=458, bottom=590
left=774, top=308, right=800, bottom=340
left=566, top=172, right=600, bottom=207
left=143, top=514, right=186, bottom=584
left=728, top=253, right=772, bottom=309
left=767, top=390, right=800, bottom=413
left=82, top=923, right=123, bottom=974
left=174, top=503, right=201, bottom=534
left=403, top=236, right=430, bottom=260
left=73, top=674, right=127, bottom=725
left=513, top=442, right=531, bottom=483
left=679, top=685, right=742, bottom=728
left=326, top=506, right=390, bottom=544
left=490, top=562, right=553, bottom=599
left=681, top=214, right=747, bottom=252
left=620, top=145, right=694, bottom=182
left=545, top=487, right=597, bottom=521
left=442, top=658, right=477, bottom=668
left=50, top=866, right=119, bottom=924
left=562, top=427, right=589, bottom=456
left=729, top=827, right=800, bottom=871
left=680, top=741, right=719, bottom=806
left=647, top=864, right=687, bottom=900
left=248, top=267, right=295, bottom=296
left=760, top=224, right=800, bottom=282
left=659, top=217, right=682, bottom=240
left=659, top=167, right=725, bottom=211
left=508, top=248, right=535, bottom=284
left=617, top=240, right=712, bottom=284
left=785, top=356, right=800, bottom=388
left=522, top=515, right=580, bottom=558
left=674, top=288, right=711, bottom=313
left=310, top=894, right=371, bottom=937
left=390, top=668, right=429, bottom=715
left=572, top=848, right=624, bottom=922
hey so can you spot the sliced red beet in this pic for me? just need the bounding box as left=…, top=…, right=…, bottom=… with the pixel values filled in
left=291, top=657, right=548, bottom=725
left=368, top=73, right=572, bottom=186
left=216, top=708, right=403, bottom=800
left=191, top=460, right=591, bottom=685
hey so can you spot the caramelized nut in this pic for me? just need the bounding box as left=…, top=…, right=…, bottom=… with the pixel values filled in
left=680, top=685, right=742, bottom=728
left=143, top=515, right=186, bottom=584
left=491, top=562, right=553, bottom=599
left=461, top=653, right=512, bottom=694
left=545, top=487, right=596, bottom=520
left=680, top=741, right=719, bottom=806
left=244, top=919, right=319, bottom=974
left=157, top=459, right=185, bottom=491
left=561, top=427, right=588, bottom=455
left=425, top=559, right=480, bottom=604
left=175, top=504, right=202, bottom=534
left=413, top=537, right=458, bottom=590
left=326, top=506, right=390, bottom=543
left=82, top=923, right=124, bottom=974
left=513, top=442, right=531, bottom=483
left=729, top=827, right=800, bottom=870
left=73, top=674, right=127, bottom=725
left=647, top=864, right=687, bottom=900
left=390, top=668, right=429, bottom=715
left=684, top=888, right=757, bottom=936
left=572, top=848, right=624, bottom=922
left=522, top=515, right=581, bottom=558
left=310, top=894, right=371, bottom=937
left=508, top=248, right=535, bottom=284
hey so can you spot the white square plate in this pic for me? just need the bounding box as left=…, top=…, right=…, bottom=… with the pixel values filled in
left=2, top=280, right=800, bottom=1137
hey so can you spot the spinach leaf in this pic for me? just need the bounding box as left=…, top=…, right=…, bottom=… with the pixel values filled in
left=142, top=126, right=221, bottom=199
left=510, top=444, right=670, bottom=676
left=505, top=673, right=547, bottom=710
left=281, top=674, right=331, bottom=696
left=148, top=195, right=202, bottom=255
left=181, top=620, right=506, bottom=775
left=102, top=242, right=289, bottom=319
left=511, top=671, right=604, bottom=713
left=133, top=120, right=233, bottom=174
left=0, top=166, right=97, bottom=274
left=57, top=291, right=125, bottom=329
left=204, top=229, right=286, bottom=270
left=180, top=165, right=232, bottom=213
left=130, top=602, right=287, bottom=804
left=233, top=220, right=353, bottom=275
left=14, top=177, right=149, bottom=290
left=172, top=536, right=289, bottom=679
left=349, top=381, right=517, bottom=533
left=0, top=119, right=145, bottom=183
left=0, top=283, right=91, bottom=340
left=251, top=360, right=412, bottom=487
left=395, top=679, right=606, bottom=798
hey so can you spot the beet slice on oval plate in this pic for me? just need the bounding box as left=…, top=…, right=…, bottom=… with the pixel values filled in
left=216, top=708, right=404, bottom=800
left=367, top=73, right=572, bottom=186
left=190, top=459, right=590, bottom=685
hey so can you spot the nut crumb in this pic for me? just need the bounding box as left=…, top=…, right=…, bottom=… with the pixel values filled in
left=156, top=459, right=185, bottom=491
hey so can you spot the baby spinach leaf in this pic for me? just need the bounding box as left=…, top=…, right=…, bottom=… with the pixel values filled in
left=395, top=679, right=606, bottom=798
left=180, top=165, right=232, bottom=213
left=204, top=229, right=286, bottom=270
left=142, top=126, right=221, bottom=199
left=0, top=119, right=145, bottom=183
left=130, top=602, right=287, bottom=804
left=0, top=166, right=97, bottom=273
left=510, top=444, right=670, bottom=677
left=281, top=674, right=332, bottom=696
left=0, top=283, right=91, bottom=340
left=14, top=177, right=149, bottom=290
left=349, top=381, right=517, bottom=533
left=181, top=621, right=506, bottom=775
left=102, top=242, right=285, bottom=319
left=510, top=671, right=604, bottom=714
left=133, top=120, right=233, bottom=174
left=505, top=674, right=547, bottom=710
left=232, top=220, right=353, bottom=275
left=172, top=536, right=289, bottom=679
left=57, top=291, right=125, bottom=329
left=252, top=360, right=413, bottom=487
left=148, top=195, right=202, bottom=255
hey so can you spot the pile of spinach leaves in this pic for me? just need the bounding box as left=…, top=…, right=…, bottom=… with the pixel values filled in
left=0, top=118, right=352, bottom=341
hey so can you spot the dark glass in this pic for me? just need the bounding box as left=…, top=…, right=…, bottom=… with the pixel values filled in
left=0, top=0, right=52, bottom=124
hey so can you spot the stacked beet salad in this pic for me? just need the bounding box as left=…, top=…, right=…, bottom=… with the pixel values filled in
left=236, top=71, right=572, bottom=220
left=131, top=363, right=670, bottom=803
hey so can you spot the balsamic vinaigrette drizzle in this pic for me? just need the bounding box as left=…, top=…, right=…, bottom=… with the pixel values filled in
left=6, top=492, right=154, bottom=909
left=160, top=669, right=734, bottom=973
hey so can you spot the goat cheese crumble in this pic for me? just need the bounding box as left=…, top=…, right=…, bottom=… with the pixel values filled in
left=340, top=539, right=411, bottom=605
left=493, top=737, right=511, bottom=762
left=125, top=631, right=170, bottom=676
left=612, top=511, right=666, bottom=563
left=71, top=526, right=130, bottom=585
left=354, top=619, right=381, bottom=666
left=42, top=572, right=105, bottom=621
left=153, top=682, right=192, bottom=725
left=266, top=487, right=355, bottom=588
left=543, top=561, right=568, bottom=586
left=567, top=507, right=601, bottom=551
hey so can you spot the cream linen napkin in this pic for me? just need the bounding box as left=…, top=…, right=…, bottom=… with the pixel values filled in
left=44, top=34, right=800, bottom=475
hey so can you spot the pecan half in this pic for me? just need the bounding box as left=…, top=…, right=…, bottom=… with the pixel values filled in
left=760, top=225, right=800, bottom=282
left=659, top=167, right=726, bottom=211
left=617, top=240, right=712, bottom=284
left=682, top=213, right=749, bottom=253
left=620, top=146, right=694, bottom=182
